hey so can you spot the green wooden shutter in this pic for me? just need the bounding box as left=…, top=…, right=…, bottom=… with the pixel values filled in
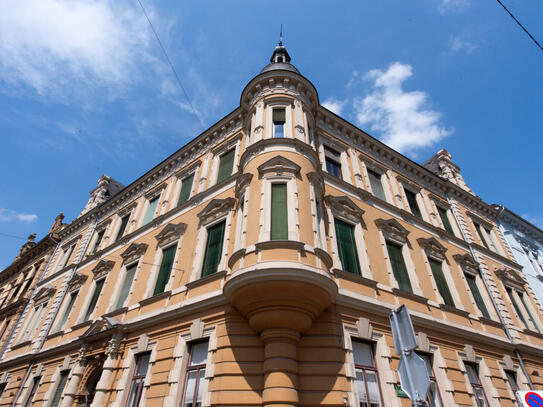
left=202, top=221, right=226, bottom=277
left=178, top=174, right=194, bottom=206
left=437, top=207, right=455, bottom=235
left=474, top=223, right=489, bottom=249
left=507, top=288, right=527, bottom=327
left=154, top=245, right=177, bottom=295
left=116, top=264, right=137, bottom=308
left=50, top=371, right=69, bottom=407
left=334, top=219, right=361, bottom=275
left=386, top=242, right=413, bottom=293
left=405, top=189, right=422, bottom=218
left=217, top=150, right=235, bottom=184
left=143, top=197, right=159, bottom=225
left=368, top=170, right=386, bottom=201
left=84, top=279, right=104, bottom=321
left=429, top=259, right=455, bottom=307
left=271, top=184, right=288, bottom=240
left=519, top=293, right=541, bottom=333
left=465, top=273, right=490, bottom=318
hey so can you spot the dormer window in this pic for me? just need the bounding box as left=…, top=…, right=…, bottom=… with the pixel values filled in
left=273, top=108, right=285, bottom=138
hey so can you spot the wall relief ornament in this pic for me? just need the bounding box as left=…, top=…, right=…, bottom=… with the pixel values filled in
left=257, top=155, right=301, bottom=178
left=33, top=286, right=56, bottom=303
left=155, top=223, right=187, bottom=248
left=91, top=260, right=115, bottom=280
left=324, top=195, right=365, bottom=224
left=375, top=218, right=409, bottom=245
left=120, top=243, right=148, bottom=264
left=495, top=267, right=525, bottom=289
left=197, top=198, right=236, bottom=226
left=68, top=273, right=88, bottom=291
left=453, top=253, right=479, bottom=275
left=235, top=173, right=253, bottom=200
left=417, top=237, right=447, bottom=261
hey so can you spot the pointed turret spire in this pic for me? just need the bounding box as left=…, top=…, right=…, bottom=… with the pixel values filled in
left=261, top=30, right=299, bottom=74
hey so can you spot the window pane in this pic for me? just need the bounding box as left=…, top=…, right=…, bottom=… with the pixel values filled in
left=271, top=184, right=288, bottom=240
left=353, top=341, right=374, bottom=367
left=178, top=174, right=194, bottom=206
left=507, top=288, right=528, bottom=327
left=334, top=219, right=361, bottom=275
left=136, top=353, right=151, bottom=375
left=190, top=341, right=209, bottom=366
left=273, top=109, right=285, bottom=122
left=126, top=378, right=143, bottom=407
left=325, top=158, right=342, bottom=179
left=92, top=230, right=104, bottom=252
left=116, top=215, right=130, bottom=242
left=505, top=371, right=518, bottom=392
left=365, top=371, right=381, bottom=405
left=50, top=371, right=69, bottom=407
left=197, top=368, right=206, bottom=405
left=518, top=293, right=541, bottom=333
left=429, top=259, right=455, bottom=307
left=428, top=381, right=442, bottom=407
left=56, top=290, right=78, bottom=330
left=84, top=279, right=105, bottom=321
left=274, top=123, right=285, bottom=138
left=217, top=150, right=235, bottom=184
left=355, top=369, right=368, bottom=404
left=437, top=207, right=454, bottom=235
left=474, top=223, right=489, bottom=249
left=474, top=387, right=488, bottom=407
left=116, top=265, right=137, bottom=309
left=465, top=274, right=490, bottom=319
left=153, top=245, right=177, bottom=295
left=183, top=370, right=197, bottom=406
left=367, top=170, right=386, bottom=201
left=386, top=242, right=412, bottom=293
left=202, top=221, right=225, bottom=277
left=465, top=364, right=479, bottom=384
left=143, top=197, right=159, bottom=225
left=404, top=189, right=422, bottom=218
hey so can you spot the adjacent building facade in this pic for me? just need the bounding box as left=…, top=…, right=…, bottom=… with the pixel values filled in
left=0, top=43, right=542, bottom=407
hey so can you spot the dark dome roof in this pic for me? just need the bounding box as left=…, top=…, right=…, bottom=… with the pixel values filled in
left=260, top=42, right=300, bottom=74
left=260, top=62, right=300, bottom=74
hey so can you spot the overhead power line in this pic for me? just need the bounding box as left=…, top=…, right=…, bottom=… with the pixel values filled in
left=136, top=0, right=205, bottom=129
left=0, top=232, right=27, bottom=240
left=495, top=0, right=543, bottom=53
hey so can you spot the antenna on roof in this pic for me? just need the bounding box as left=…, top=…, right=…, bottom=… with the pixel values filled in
left=279, top=24, right=283, bottom=46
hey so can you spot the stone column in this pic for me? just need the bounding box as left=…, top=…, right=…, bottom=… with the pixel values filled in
left=60, top=345, right=87, bottom=407
left=90, top=333, right=122, bottom=407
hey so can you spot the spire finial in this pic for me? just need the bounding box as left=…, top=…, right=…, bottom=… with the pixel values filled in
left=279, top=24, right=283, bottom=46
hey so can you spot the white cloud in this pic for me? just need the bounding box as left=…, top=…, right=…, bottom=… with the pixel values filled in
left=440, top=0, right=470, bottom=13
left=354, top=62, right=451, bottom=154
left=0, top=0, right=156, bottom=99
left=449, top=35, right=477, bottom=53
left=322, top=98, right=347, bottom=115
left=0, top=208, right=38, bottom=223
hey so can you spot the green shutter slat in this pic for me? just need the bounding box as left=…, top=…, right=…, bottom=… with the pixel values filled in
left=84, top=279, right=104, bottom=321
left=143, top=197, right=159, bottom=225
left=466, top=274, right=490, bottom=319
left=368, top=170, right=386, bottom=201
left=334, top=219, right=361, bottom=275
left=154, top=245, right=177, bottom=295
left=217, top=150, right=235, bottom=184
left=386, top=242, right=413, bottom=293
left=116, top=264, right=137, bottom=308
left=271, top=184, right=288, bottom=240
left=50, top=371, right=69, bottom=407
left=519, top=293, right=541, bottom=333
left=438, top=207, right=455, bottom=235
left=178, top=174, right=194, bottom=206
left=429, top=259, right=455, bottom=307
left=202, top=221, right=225, bottom=277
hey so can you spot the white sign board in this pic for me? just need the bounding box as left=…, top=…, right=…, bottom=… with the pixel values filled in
left=517, top=390, right=543, bottom=407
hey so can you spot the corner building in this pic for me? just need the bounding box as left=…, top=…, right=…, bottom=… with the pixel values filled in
left=1, top=43, right=543, bottom=407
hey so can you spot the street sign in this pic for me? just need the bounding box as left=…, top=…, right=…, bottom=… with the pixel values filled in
left=517, top=391, right=543, bottom=407
left=390, top=305, right=430, bottom=405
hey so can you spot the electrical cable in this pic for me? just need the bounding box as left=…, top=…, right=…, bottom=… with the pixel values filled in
left=495, top=0, right=543, bottom=52
left=135, top=0, right=205, bottom=129
left=0, top=232, right=27, bottom=240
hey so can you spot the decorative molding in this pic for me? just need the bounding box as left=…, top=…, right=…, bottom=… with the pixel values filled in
left=120, top=243, right=148, bottom=264
left=495, top=267, right=525, bottom=289
left=324, top=195, right=365, bottom=224
left=417, top=237, right=447, bottom=261
left=34, top=287, right=56, bottom=303
left=356, top=317, right=373, bottom=340
left=197, top=198, right=236, bottom=226
left=91, top=260, right=115, bottom=280
left=80, top=317, right=122, bottom=340
left=375, top=218, right=409, bottom=245
left=239, top=137, right=319, bottom=170
left=155, top=223, right=187, bottom=248
left=307, top=172, right=325, bottom=200
left=463, top=344, right=476, bottom=363
left=453, top=254, right=479, bottom=275
left=190, top=318, right=205, bottom=340
left=68, top=273, right=88, bottom=291
left=417, top=332, right=430, bottom=353
left=235, top=173, right=253, bottom=200
left=257, top=155, right=301, bottom=178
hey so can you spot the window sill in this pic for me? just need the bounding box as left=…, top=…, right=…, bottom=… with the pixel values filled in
left=186, top=270, right=227, bottom=290
left=314, top=247, right=333, bottom=269
left=103, top=307, right=128, bottom=318
left=334, top=269, right=377, bottom=288
left=11, top=340, right=32, bottom=350
left=478, top=316, right=503, bottom=328
left=255, top=240, right=305, bottom=251
left=46, top=330, right=64, bottom=340
left=228, top=248, right=246, bottom=269
left=392, top=288, right=428, bottom=304
left=139, top=291, right=171, bottom=307
left=523, top=328, right=543, bottom=339
left=71, top=320, right=93, bottom=331
left=440, top=303, right=470, bottom=318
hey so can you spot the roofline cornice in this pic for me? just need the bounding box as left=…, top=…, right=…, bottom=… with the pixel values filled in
left=493, top=205, right=543, bottom=243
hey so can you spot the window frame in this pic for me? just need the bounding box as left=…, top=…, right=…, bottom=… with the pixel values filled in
left=23, top=376, right=41, bottom=407
left=82, top=277, right=106, bottom=322
left=272, top=107, right=286, bottom=138
left=417, top=352, right=444, bottom=407
left=464, top=362, right=490, bottom=407
left=401, top=183, right=425, bottom=220
left=436, top=205, right=456, bottom=236
left=319, top=138, right=350, bottom=182
left=125, top=352, right=151, bottom=407
left=324, top=145, right=343, bottom=180
left=152, top=243, right=178, bottom=296
left=200, top=220, right=226, bottom=278
left=49, top=369, right=70, bottom=407
left=180, top=339, right=210, bottom=407
left=351, top=339, right=384, bottom=407
left=113, top=261, right=139, bottom=310
left=270, top=183, right=288, bottom=240
left=53, top=288, right=79, bottom=332
left=142, top=194, right=161, bottom=227
left=385, top=240, right=413, bottom=293
left=115, top=212, right=132, bottom=242
left=177, top=173, right=196, bottom=206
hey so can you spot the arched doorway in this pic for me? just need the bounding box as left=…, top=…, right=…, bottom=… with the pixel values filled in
left=76, top=357, right=104, bottom=406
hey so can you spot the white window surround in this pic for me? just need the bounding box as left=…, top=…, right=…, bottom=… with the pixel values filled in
left=454, top=254, right=497, bottom=320
left=318, top=137, right=351, bottom=182
left=342, top=321, right=394, bottom=407
left=259, top=176, right=299, bottom=242
left=209, top=134, right=242, bottom=186
left=324, top=195, right=372, bottom=279
left=375, top=219, right=423, bottom=296
left=360, top=159, right=393, bottom=204
left=458, top=353, right=496, bottom=406
left=18, top=368, right=42, bottom=407
left=265, top=100, right=292, bottom=139
left=43, top=358, right=70, bottom=407
left=308, top=174, right=326, bottom=251
left=166, top=320, right=217, bottom=407
left=418, top=238, right=463, bottom=309
left=113, top=336, right=157, bottom=407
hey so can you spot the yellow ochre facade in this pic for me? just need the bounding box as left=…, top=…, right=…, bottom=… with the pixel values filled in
left=0, top=43, right=542, bottom=407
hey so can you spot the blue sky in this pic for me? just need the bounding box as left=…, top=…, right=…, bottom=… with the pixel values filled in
left=0, top=0, right=542, bottom=268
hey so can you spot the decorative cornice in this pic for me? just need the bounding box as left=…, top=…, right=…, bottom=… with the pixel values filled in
left=197, top=198, right=236, bottom=226
left=68, top=273, right=88, bottom=291
left=375, top=218, right=409, bottom=245
left=34, top=287, right=56, bottom=303
left=120, top=243, right=148, bottom=265
left=495, top=267, right=525, bottom=289
left=257, top=155, right=301, bottom=178
left=239, top=138, right=319, bottom=171
left=91, top=260, right=115, bottom=280
left=324, top=195, right=365, bottom=224
left=417, top=237, right=447, bottom=261
left=155, top=223, right=187, bottom=248
left=453, top=254, right=479, bottom=275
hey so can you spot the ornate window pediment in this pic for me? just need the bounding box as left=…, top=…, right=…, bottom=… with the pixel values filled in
left=324, top=195, right=365, bottom=224
left=453, top=254, right=479, bottom=275
left=417, top=237, right=447, bottom=261
left=68, top=273, right=88, bottom=291
left=80, top=316, right=122, bottom=339
left=120, top=243, right=148, bottom=264
left=34, top=287, right=56, bottom=303
left=91, top=259, right=115, bottom=280
left=495, top=267, right=525, bottom=289
left=197, top=198, right=235, bottom=225
left=375, top=218, right=409, bottom=245
left=235, top=173, right=253, bottom=199
left=155, top=223, right=187, bottom=248
left=257, top=155, right=301, bottom=178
